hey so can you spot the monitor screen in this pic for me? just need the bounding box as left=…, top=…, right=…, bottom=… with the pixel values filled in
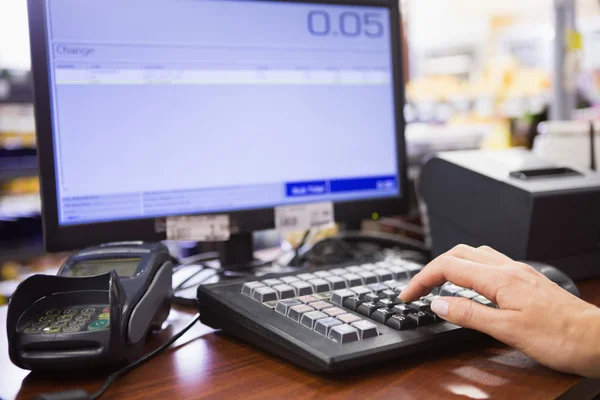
left=42, top=0, right=400, bottom=226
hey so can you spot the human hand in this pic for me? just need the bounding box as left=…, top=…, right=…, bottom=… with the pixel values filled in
left=399, top=244, right=600, bottom=377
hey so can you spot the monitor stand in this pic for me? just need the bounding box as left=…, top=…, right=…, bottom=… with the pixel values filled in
left=216, top=232, right=255, bottom=270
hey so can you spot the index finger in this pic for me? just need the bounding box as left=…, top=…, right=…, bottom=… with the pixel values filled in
left=399, top=254, right=508, bottom=303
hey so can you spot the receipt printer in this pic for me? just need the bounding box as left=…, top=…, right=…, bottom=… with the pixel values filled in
left=419, top=149, right=600, bottom=280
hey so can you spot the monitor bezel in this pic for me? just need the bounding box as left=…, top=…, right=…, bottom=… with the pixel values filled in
left=28, top=0, right=409, bottom=252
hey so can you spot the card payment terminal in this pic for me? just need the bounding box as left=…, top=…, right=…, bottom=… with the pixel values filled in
left=7, top=242, right=173, bottom=371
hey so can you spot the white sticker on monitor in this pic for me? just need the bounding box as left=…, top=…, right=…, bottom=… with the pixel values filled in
left=275, top=202, right=334, bottom=232
left=166, top=215, right=230, bottom=242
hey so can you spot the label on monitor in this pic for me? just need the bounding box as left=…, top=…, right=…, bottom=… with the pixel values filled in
left=275, top=202, right=334, bottom=233
left=165, top=214, right=230, bottom=242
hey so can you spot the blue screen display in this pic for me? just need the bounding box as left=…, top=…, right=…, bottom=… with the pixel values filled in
left=43, top=0, right=401, bottom=225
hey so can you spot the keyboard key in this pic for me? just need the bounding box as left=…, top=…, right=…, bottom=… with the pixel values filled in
left=280, top=276, right=299, bottom=284
left=373, top=269, right=393, bottom=282
left=337, top=313, right=362, bottom=324
left=314, top=317, right=343, bottom=336
left=324, top=307, right=346, bottom=317
left=383, top=279, right=400, bottom=289
left=329, top=268, right=347, bottom=276
left=370, top=308, right=396, bottom=324
left=380, top=289, right=397, bottom=299
left=263, top=300, right=279, bottom=309
left=408, top=301, right=429, bottom=312
left=376, top=261, right=394, bottom=268
left=287, top=304, right=314, bottom=322
left=367, top=283, right=388, bottom=293
left=473, top=295, right=496, bottom=308
left=439, top=283, right=464, bottom=296
left=308, top=278, right=332, bottom=293
left=376, top=298, right=397, bottom=309
left=262, top=279, right=284, bottom=287
left=297, top=273, right=317, bottom=281
left=325, top=276, right=348, bottom=290
left=330, top=289, right=355, bottom=306
left=386, top=315, right=417, bottom=331
left=342, top=273, right=363, bottom=287
left=301, top=311, right=329, bottom=329
left=421, top=295, right=439, bottom=305
left=272, top=284, right=297, bottom=299
left=314, top=270, right=332, bottom=278
left=275, top=299, right=302, bottom=316
left=403, top=262, right=423, bottom=277
left=351, top=320, right=379, bottom=339
left=456, top=289, right=479, bottom=300
left=350, top=286, right=372, bottom=298
left=313, top=293, right=331, bottom=301
left=394, top=284, right=408, bottom=295
left=392, top=304, right=414, bottom=315
left=357, top=271, right=378, bottom=284
left=342, top=296, right=363, bottom=311
left=345, top=266, right=363, bottom=274
left=361, top=263, right=378, bottom=271
left=356, top=302, right=378, bottom=317
left=290, top=281, right=314, bottom=296
left=388, top=265, right=410, bottom=280
left=297, top=295, right=318, bottom=304
left=328, top=324, right=360, bottom=344
left=407, top=311, right=436, bottom=326
left=242, top=281, right=265, bottom=297
left=252, top=287, right=278, bottom=303
left=310, top=301, right=333, bottom=311
left=364, top=293, right=380, bottom=303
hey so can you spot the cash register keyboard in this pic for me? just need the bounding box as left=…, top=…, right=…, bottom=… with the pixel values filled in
left=197, top=256, right=496, bottom=372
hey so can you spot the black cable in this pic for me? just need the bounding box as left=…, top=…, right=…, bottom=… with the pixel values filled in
left=36, top=313, right=201, bottom=400
left=591, top=121, right=597, bottom=171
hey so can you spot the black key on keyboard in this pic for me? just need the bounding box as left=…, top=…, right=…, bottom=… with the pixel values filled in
left=330, top=289, right=355, bottom=306
left=342, top=296, right=363, bottom=311
left=375, top=298, right=396, bottom=309
left=380, top=289, right=397, bottom=299
left=356, top=302, right=378, bottom=317
left=392, top=304, right=414, bottom=315
left=386, top=315, right=418, bottom=331
left=370, top=308, right=396, bottom=324
left=408, top=301, right=429, bottom=312
left=407, top=311, right=436, bottom=326
left=364, top=293, right=380, bottom=303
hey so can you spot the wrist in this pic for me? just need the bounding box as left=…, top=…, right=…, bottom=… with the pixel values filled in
left=577, top=305, right=600, bottom=378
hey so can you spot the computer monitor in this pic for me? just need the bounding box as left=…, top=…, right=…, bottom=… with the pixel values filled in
left=27, top=0, right=408, bottom=252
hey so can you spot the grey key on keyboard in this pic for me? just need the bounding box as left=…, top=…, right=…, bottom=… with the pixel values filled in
left=297, top=273, right=317, bottom=281
left=383, top=279, right=400, bottom=289
left=272, top=284, right=297, bottom=299
left=328, top=324, right=360, bottom=344
left=280, top=276, right=299, bottom=284
left=275, top=299, right=302, bottom=316
left=403, top=262, right=423, bottom=277
left=262, top=279, right=284, bottom=287
left=357, top=271, right=378, bottom=284
left=325, top=276, right=347, bottom=290
left=329, top=268, right=347, bottom=275
left=367, top=283, right=388, bottom=293
left=314, top=271, right=332, bottom=278
left=301, top=311, right=329, bottom=329
left=242, top=281, right=265, bottom=297
left=361, top=264, right=378, bottom=271
left=373, top=269, right=393, bottom=282
left=337, top=313, right=362, bottom=324
left=440, top=283, right=464, bottom=296
left=330, top=289, right=356, bottom=305
left=290, top=281, right=314, bottom=296
left=351, top=320, right=379, bottom=339
left=457, top=289, right=479, bottom=299
left=314, top=317, right=343, bottom=336
left=341, top=273, right=363, bottom=287
left=346, top=266, right=363, bottom=274
left=309, top=301, right=332, bottom=311
left=308, top=278, right=332, bottom=293
left=252, top=287, right=279, bottom=302
left=350, top=286, right=372, bottom=298
left=387, top=265, right=409, bottom=280
left=473, top=295, right=497, bottom=308
left=288, top=304, right=315, bottom=322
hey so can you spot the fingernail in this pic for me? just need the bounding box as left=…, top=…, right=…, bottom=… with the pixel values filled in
left=431, top=298, right=449, bottom=317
